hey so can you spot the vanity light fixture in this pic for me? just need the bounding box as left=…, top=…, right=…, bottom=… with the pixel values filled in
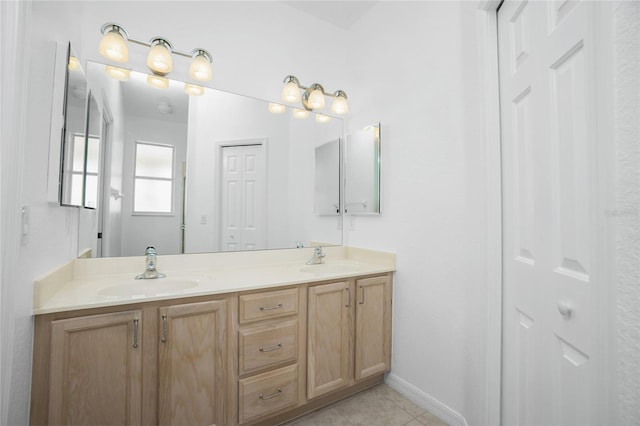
left=146, top=38, right=173, bottom=76
left=268, top=103, right=286, bottom=114
left=281, top=75, right=348, bottom=114
left=99, top=22, right=213, bottom=82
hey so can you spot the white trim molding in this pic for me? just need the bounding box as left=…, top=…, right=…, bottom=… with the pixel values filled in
left=386, top=373, right=468, bottom=426
left=476, top=1, right=503, bottom=425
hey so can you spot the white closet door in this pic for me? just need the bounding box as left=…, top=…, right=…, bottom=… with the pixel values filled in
left=220, top=145, right=266, bottom=251
left=499, top=1, right=609, bottom=424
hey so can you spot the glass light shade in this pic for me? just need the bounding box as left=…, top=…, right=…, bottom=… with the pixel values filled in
left=268, top=103, right=286, bottom=114
left=184, top=83, right=204, bottom=96
left=104, top=65, right=130, bottom=81
left=282, top=81, right=300, bottom=103
left=98, top=30, right=128, bottom=63
left=308, top=88, right=325, bottom=109
left=146, top=74, right=169, bottom=89
left=315, top=114, right=331, bottom=123
left=68, top=56, right=80, bottom=71
left=189, top=54, right=212, bottom=81
left=293, top=108, right=309, bottom=119
left=331, top=96, right=349, bottom=114
left=146, top=42, right=172, bottom=75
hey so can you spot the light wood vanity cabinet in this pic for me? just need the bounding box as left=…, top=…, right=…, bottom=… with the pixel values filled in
left=307, top=275, right=392, bottom=399
left=158, top=300, right=227, bottom=426
left=31, top=272, right=392, bottom=426
left=47, top=310, right=143, bottom=425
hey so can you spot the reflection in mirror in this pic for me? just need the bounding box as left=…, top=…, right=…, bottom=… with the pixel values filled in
left=346, top=123, right=381, bottom=214
left=83, top=92, right=101, bottom=209
left=314, top=139, right=341, bottom=215
left=60, top=48, right=87, bottom=207
left=81, top=61, right=343, bottom=257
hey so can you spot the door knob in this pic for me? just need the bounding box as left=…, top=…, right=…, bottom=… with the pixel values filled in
left=557, top=300, right=572, bottom=318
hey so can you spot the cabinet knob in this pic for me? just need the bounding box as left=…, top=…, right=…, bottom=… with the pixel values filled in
left=557, top=300, right=572, bottom=318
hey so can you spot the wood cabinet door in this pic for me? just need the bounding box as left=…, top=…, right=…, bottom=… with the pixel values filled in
left=355, top=275, right=392, bottom=381
left=307, top=281, right=351, bottom=399
left=158, top=299, right=227, bottom=426
left=48, top=310, right=142, bottom=425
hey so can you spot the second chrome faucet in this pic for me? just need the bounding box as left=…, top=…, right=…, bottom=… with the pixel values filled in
left=306, top=246, right=326, bottom=265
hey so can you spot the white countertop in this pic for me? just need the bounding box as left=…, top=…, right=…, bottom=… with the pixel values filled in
left=33, top=246, right=396, bottom=315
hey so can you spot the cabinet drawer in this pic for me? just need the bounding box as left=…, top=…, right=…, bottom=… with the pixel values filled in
left=239, top=320, right=298, bottom=375
left=239, top=288, right=298, bottom=323
left=239, top=364, right=298, bottom=424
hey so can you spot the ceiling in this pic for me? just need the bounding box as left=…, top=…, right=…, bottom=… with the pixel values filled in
left=282, top=1, right=378, bottom=30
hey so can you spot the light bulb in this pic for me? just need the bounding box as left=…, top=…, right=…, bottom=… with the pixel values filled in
left=104, top=65, right=130, bottom=81
left=331, top=92, right=348, bottom=114
left=146, top=74, right=169, bottom=89
left=308, top=88, right=325, bottom=109
left=268, top=103, right=286, bottom=114
left=282, top=81, right=300, bottom=103
left=315, top=114, right=331, bottom=123
left=98, top=29, right=128, bottom=62
left=146, top=40, right=172, bottom=75
left=189, top=52, right=212, bottom=81
left=184, top=83, right=204, bottom=96
left=293, top=108, right=309, bottom=119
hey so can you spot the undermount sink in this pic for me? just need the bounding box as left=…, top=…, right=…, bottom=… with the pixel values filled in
left=299, top=263, right=361, bottom=275
left=98, top=278, right=200, bottom=298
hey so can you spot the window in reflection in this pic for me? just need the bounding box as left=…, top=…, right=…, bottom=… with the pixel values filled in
left=133, top=142, right=174, bottom=213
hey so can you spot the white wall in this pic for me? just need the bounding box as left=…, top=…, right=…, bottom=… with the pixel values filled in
left=343, top=2, right=489, bottom=424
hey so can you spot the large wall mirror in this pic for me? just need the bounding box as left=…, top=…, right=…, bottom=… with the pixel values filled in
left=77, top=60, right=344, bottom=257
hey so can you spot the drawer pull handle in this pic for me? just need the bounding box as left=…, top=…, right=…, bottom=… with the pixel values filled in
left=133, top=318, right=139, bottom=348
left=259, top=388, right=282, bottom=400
left=259, top=343, right=282, bottom=352
left=259, top=303, right=283, bottom=311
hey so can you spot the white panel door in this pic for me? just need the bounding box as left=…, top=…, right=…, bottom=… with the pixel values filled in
left=220, top=144, right=266, bottom=251
left=499, top=1, right=607, bottom=425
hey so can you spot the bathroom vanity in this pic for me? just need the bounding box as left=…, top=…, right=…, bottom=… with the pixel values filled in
left=29, top=247, right=394, bottom=425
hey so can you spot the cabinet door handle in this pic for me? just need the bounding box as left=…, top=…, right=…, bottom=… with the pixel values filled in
left=133, top=318, right=139, bottom=348
left=161, top=314, right=168, bottom=343
left=345, top=288, right=351, bottom=307
left=359, top=286, right=365, bottom=304
left=259, top=388, right=282, bottom=400
left=259, top=343, right=282, bottom=352
left=259, top=303, right=283, bottom=311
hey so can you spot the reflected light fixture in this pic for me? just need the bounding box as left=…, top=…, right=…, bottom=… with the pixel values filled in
left=98, top=22, right=213, bottom=82
left=147, top=74, right=169, bottom=89
left=104, top=65, right=130, bottom=81
left=184, top=83, right=204, bottom=96
left=68, top=56, right=80, bottom=71
left=315, top=113, right=331, bottom=124
left=293, top=108, right=309, bottom=119
left=268, top=103, right=286, bottom=114
left=281, top=75, right=348, bottom=114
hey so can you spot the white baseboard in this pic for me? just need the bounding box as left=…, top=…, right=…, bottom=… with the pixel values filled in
left=385, top=373, right=468, bottom=426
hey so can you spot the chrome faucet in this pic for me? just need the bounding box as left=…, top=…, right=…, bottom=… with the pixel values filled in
left=306, top=246, right=326, bottom=265
left=135, top=246, right=166, bottom=279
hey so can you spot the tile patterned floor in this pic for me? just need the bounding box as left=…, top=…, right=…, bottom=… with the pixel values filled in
left=284, top=384, right=449, bottom=426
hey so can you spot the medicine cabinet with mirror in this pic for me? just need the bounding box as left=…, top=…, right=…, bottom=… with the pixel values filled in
left=346, top=123, right=381, bottom=214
